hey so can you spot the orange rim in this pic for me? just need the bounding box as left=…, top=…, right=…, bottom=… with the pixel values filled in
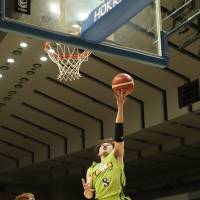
left=43, top=41, right=91, bottom=60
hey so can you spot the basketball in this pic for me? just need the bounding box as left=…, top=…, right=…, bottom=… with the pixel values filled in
left=112, top=73, right=134, bottom=96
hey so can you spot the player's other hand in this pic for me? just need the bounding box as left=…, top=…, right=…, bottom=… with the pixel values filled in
left=15, top=193, right=35, bottom=200
left=81, top=178, right=94, bottom=193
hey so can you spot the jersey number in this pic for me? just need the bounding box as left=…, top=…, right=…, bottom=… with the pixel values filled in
left=102, top=178, right=110, bottom=187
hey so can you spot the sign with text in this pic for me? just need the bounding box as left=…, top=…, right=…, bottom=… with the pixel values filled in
left=15, top=0, right=31, bottom=14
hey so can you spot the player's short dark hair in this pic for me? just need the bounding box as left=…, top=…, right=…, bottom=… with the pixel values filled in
left=95, top=138, right=115, bottom=156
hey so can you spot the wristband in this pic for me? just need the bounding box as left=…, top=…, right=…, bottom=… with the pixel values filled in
left=114, top=123, right=124, bottom=142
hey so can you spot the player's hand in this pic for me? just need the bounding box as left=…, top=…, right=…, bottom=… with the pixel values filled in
left=115, top=89, right=127, bottom=107
left=15, top=193, right=35, bottom=200
left=81, top=178, right=94, bottom=193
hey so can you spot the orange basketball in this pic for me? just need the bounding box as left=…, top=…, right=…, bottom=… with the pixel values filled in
left=112, top=73, right=134, bottom=96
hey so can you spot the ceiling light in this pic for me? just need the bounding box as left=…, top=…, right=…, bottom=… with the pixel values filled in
left=48, top=49, right=55, bottom=53
left=40, top=56, right=48, bottom=62
left=0, top=66, right=9, bottom=70
left=0, top=74, right=2, bottom=78
left=72, top=24, right=80, bottom=29
left=78, top=12, right=89, bottom=21
left=49, top=3, right=61, bottom=15
left=7, top=58, right=15, bottom=63
left=12, top=50, right=22, bottom=55
left=20, top=42, right=28, bottom=48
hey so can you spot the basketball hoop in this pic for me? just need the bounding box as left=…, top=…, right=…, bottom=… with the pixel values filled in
left=44, top=41, right=91, bottom=81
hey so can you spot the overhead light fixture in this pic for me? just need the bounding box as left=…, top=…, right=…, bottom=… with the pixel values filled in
left=72, top=24, right=80, bottom=29
left=12, top=50, right=22, bottom=55
left=7, top=58, right=15, bottom=63
left=20, top=42, right=28, bottom=48
left=0, top=74, right=3, bottom=79
left=78, top=12, right=89, bottom=21
left=40, top=56, right=48, bottom=62
left=49, top=3, right=61, bottom=15
left=48, top=49, right=55, bottom=53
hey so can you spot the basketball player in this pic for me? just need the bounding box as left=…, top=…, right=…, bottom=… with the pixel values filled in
left=82, top=89, right=131, bottom=200
left=15, top=193, right=35, bottom=200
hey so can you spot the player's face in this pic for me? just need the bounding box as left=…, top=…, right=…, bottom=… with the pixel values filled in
left=98, top=142, right=114, bottom=157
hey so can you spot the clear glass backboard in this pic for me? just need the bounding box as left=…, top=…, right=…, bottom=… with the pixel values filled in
left=0, top=0, right=168, bottom=67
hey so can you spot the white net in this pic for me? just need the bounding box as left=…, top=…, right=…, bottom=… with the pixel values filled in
left=44, top=42, right=91, bottom=81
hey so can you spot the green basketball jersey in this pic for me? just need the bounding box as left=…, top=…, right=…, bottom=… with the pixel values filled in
left=88, top=151, right=131, bottom=200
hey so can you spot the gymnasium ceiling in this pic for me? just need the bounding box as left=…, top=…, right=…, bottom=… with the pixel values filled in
left=0, top=0, right=200, bottom=196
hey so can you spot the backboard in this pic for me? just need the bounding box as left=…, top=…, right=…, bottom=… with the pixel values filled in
left=0, top=0, right=168, bottom=67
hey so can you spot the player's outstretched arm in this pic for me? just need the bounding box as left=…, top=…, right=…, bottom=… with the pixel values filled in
left=82, top=169, right=94, bottom=199
left=114, top=89, right=126, bottom=163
